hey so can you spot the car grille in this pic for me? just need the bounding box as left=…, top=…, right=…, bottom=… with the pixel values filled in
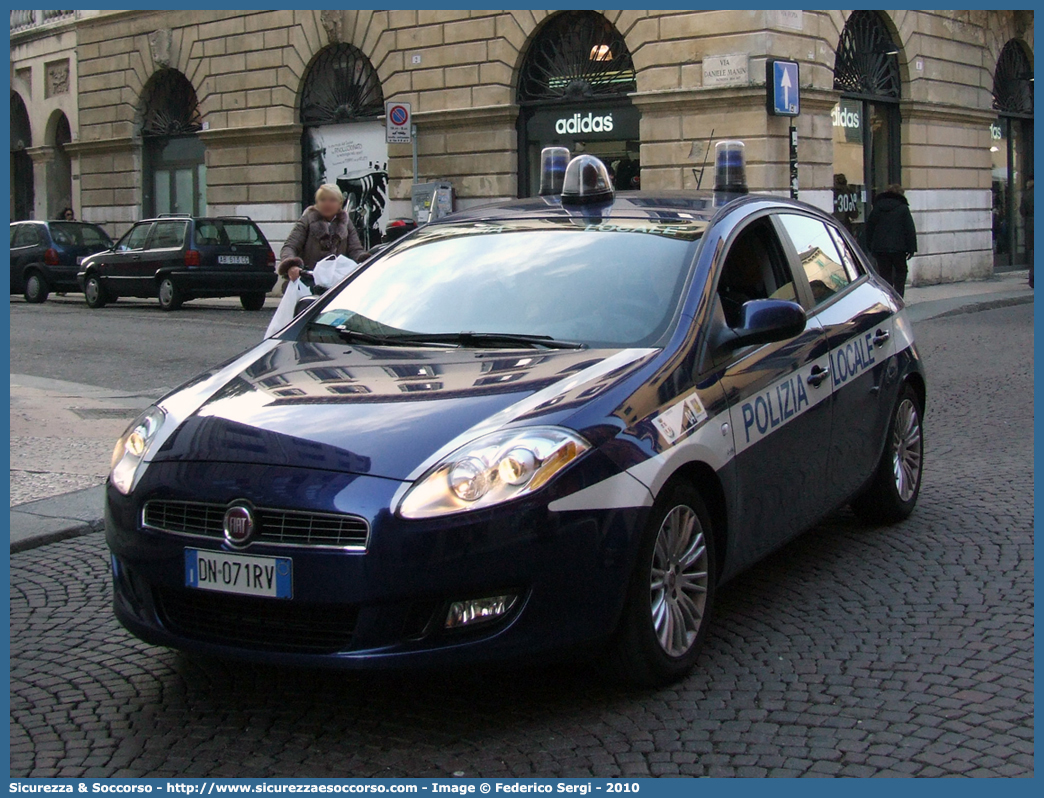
left=141, top=500, right=369, bottom=550
left=155, top=588, right=357, bottom=654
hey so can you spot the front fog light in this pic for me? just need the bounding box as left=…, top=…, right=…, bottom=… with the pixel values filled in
left=445, top=594, right=518, bottom=629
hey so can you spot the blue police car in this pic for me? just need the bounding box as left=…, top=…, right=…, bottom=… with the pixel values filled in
left=105, top=143, right=925, bottom=685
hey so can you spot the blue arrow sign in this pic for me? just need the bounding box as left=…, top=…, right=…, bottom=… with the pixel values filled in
left=768, top=60, right=800, bottom=116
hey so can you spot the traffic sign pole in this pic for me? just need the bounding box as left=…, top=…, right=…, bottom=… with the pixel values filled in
left=789, top=125, right=798, bottom=199
left=412, top=124, right=418, bottom=186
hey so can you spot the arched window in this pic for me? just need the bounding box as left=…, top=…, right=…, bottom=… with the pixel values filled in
left=833, top=10, right=901, bottom=100
left=516, top=12, right=640, bottom=197
left=299, top=44, right=388, bottom=250
left=991, top=40, right=1034, bottom=267
left=139, top=69, right=205, bottom=216
left=300, top=43, right=384, bottom=125
left=140, top=68, right=203, bottom=138
left=48, top=112, right=73, bottom=219
left=830, top=11, right=902, bottom=243
left=10, top=91, right=34, bottom=220
left=518, top=11, right=636, bottom=104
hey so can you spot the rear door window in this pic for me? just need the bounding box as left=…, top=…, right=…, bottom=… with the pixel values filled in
left=777, top=214, right=852, bottom=306
left=147, top=221, right=188, bottom=250
left=116, top=224, right=153, bottom=252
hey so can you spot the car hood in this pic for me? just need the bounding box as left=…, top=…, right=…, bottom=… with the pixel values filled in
left=150, top=340, right=658, bottom=481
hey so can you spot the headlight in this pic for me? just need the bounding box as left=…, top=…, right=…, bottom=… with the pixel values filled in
left=399, top=427, right=591, bottom=519
left=110, top=406, right=166, bottom=495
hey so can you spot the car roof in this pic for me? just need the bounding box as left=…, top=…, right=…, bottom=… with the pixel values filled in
left=431, top=191, right=834, bottom=229
left=134, top=215, right=258, bottom=224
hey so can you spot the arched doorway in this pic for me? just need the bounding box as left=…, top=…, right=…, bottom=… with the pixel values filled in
left=517, top=11, right=639, bottom=197
left=991, top=39, right=1033, bottom=268
left=300, top=43, right=388, bottom=250
left=831, top=10, right=902, bottom=243
left=139, top=69, right=205, bottom=216
left=48, top=112, right=73, bottom=219
left=10, top=91, right=35, bottom=221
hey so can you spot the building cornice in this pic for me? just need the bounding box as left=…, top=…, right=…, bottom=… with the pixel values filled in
left=63, top=137, right=138, bottom=156
left=200, top=123, right=304, bottom=146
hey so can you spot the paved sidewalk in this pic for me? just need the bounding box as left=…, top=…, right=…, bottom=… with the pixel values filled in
left=7, top=271, right=1033, bottom=553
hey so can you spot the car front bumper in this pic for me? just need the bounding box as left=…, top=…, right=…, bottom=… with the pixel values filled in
left=105, top=455, right=648, bottom=669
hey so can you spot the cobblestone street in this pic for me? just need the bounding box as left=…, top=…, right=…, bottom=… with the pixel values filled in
left=9, top=304, right=1034, bottom=778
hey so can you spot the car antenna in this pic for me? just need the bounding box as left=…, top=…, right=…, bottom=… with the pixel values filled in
left=692, top=128, right=715, bottom=190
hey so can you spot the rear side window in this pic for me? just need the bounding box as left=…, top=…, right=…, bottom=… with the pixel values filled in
left=13, top=225, right=43, bottom=247
left=49, top=223, right=112, bottom=248
left=194, top=220, right=265, bottom=246
left=117, top=224, right=152, bottom=252
left=777, top=214, right=851, bottom=306
left=148, top=221, right=188, bottom=249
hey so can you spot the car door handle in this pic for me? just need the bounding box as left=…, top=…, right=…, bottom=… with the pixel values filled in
left=872, top=329, right=890, bottom=347
left=807, top=365, right=830, bottom=387
left=131, top=254, right=141, bottom=260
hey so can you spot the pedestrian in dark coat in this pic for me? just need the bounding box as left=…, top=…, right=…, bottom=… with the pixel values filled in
left=865, top=183, right=917, bottom=297
left=278, top=184, right=367, bottom=294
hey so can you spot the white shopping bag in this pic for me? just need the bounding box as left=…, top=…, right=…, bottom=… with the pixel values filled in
left=264, top=278, right=312, bottom=339
left=312, top=254, right=359, bottom=290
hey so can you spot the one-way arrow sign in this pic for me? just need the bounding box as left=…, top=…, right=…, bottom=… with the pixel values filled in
left=767, top=59, right=800, bottom=116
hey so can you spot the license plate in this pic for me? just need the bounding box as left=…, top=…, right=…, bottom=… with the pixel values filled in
left=218, top=254, right=252, bottom=265
left=185, top=549, right=292, bottom=599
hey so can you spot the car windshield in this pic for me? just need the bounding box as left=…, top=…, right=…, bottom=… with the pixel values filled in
left=302, top=219, right=703, bottom=348
left=49, top=222, right=112, bottom=248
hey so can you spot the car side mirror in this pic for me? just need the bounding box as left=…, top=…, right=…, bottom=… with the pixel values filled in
left=721, top=299, right=806, bottom=351
left=294, top=295, right=318, bottom=317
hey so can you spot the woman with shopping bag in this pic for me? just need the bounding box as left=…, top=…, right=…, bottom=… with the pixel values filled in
left=277, top=183, right=367, bottom=294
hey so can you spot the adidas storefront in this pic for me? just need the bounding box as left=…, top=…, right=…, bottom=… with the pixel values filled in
left=519, top=101, right=641, bottom=196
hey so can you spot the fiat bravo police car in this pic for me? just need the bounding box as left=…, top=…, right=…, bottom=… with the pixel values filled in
left=105, top=142, right=925, bottom=685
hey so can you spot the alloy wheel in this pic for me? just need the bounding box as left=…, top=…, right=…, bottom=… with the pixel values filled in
left=892, top=398, right=922, bottom=502
left=650, top=504, right=709, bottom=657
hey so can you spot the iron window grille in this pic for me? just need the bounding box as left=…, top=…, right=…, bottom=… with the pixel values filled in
left=300, top=43, right=384, bottom=126
left=139, top=69, right=203, bottom=138
left=518, top=11, right=636, bottom=104
left=833, top=10, right=902, bottom=101
left=993, top=39, right=1034, bottom=117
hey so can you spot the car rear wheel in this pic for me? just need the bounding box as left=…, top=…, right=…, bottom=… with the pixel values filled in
left=610, top=483, right=716, bottom=687
left=83, top=275, right=108, bottom=309
left=240, top=291, right=266, bottom=311
left=157, top=277, right=183, bottom=311
left=851, top=382, right=924, bottom=524
left=23, top=271, right=50, bottom=304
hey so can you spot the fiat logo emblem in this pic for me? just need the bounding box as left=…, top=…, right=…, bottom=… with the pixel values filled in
left=223, top=504, right=255, bottom=547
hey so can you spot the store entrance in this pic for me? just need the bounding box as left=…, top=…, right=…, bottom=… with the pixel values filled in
left=519, top=102, right=640, bottom=196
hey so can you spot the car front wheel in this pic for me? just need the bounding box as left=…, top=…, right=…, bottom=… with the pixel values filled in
left=610, top=483, right=717, bottom=686
left=240, top=291, right=266, bottom=311
left=83, top=275, right=107, bottom=308
left=23, top=271, right=50, bottom=304
left=851, top=382, right=924, bottom=524
left=157, top=277, right=183, bottom=311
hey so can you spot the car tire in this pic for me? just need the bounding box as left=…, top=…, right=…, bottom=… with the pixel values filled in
left=157, top=277, right=183, bottom=311
left=23, top=271, right=50, bottom=304
left=851, top=382, right=924, bottom=524
left=609, top=483, right=717, bottom=687
left=240, top=292, right=266, bottom=311
left=83, top=275, right=108, bottom=309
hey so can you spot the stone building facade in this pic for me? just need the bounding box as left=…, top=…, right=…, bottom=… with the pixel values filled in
left=9, top=9, right=1035, bottom=284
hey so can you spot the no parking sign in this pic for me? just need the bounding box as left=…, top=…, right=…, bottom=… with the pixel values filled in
left=386, top=101, right=412, bottom=143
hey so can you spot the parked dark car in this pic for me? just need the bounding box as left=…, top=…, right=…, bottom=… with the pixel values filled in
left=77, top=215, right=278, bottom=311
left=105, top=148, right=926, bottom=685
left=10, top=220, right=114, bottom=303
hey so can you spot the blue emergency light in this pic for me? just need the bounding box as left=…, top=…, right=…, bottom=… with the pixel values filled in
left=714, top=140, right=748, bottom=194
left=560, top=153, right=615, bottom=205
left=538, top=146, right=570, bottom=196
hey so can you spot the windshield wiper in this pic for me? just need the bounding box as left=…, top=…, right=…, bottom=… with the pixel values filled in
left=389, top=332, right=587, bottom=350
left=304, top=322, right=445, bottom=348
